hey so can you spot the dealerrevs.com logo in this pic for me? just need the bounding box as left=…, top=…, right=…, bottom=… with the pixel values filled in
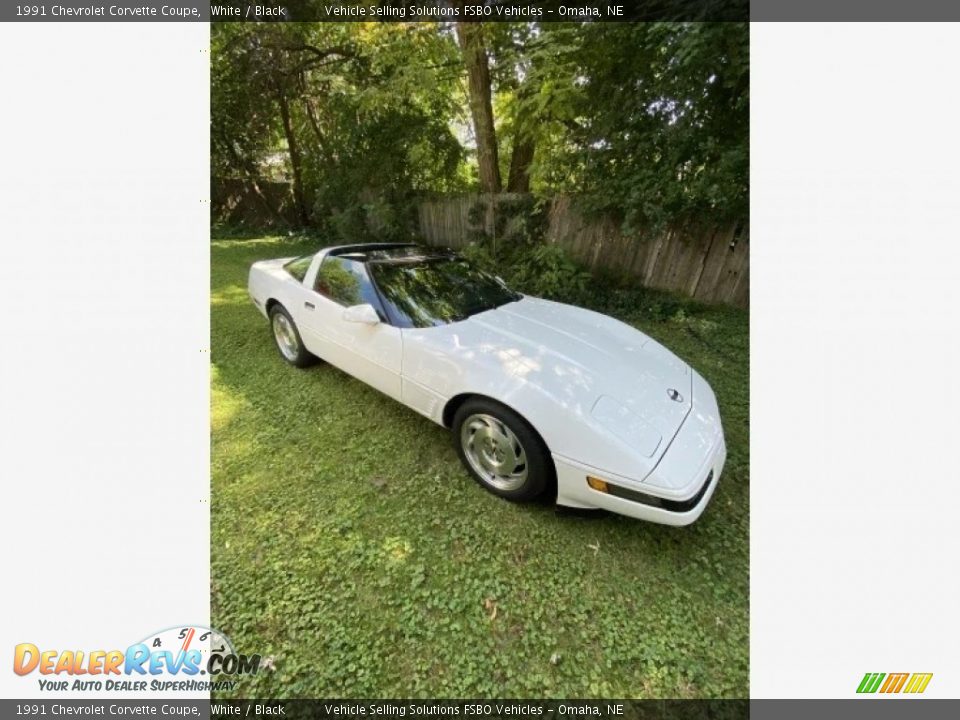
left=13, top=625, right=261, bottom=693
left=856, top=672, right=933, bottom=695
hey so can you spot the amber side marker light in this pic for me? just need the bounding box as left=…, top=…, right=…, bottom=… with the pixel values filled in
left=586, top=476, right=609, bottom=493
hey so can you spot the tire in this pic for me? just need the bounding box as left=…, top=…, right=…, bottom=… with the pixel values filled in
left=268, top=304, right=316, bottom=368
left=453, top=398, right=552, bottom=502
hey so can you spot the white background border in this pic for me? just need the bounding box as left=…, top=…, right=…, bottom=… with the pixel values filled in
left=751, top=22, right=960, bottom=697
left=0, top=22, right=210, bottom=698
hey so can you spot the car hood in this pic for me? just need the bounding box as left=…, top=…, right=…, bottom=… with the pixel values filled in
left=465, top=297, right=692, bottom=459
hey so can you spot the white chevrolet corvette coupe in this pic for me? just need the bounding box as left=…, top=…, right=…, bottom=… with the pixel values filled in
left=248, top=243, right=725, bottom=525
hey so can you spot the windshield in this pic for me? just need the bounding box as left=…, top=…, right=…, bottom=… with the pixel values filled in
left=370, top=257, right=521, bottom=329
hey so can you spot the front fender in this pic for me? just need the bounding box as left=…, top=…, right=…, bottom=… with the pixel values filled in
left=401, top=324, right=661, bottom=484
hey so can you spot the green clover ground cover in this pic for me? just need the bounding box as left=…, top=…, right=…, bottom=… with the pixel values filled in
left=211, top=235, right=748, bottom=698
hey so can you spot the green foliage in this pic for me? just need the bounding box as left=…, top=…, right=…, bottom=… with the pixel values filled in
left=211, top=25, right=285, bottom=180
left=212, top=23, right=467, bottom=239
left=458, top=242, right=496, bottom=272
left=510, top=243, right=591, bottom=301
left=460, top=195, right=589, bottom=301
left=212, top=22, right=748, bottom=237
left=210, top=235, right=748, bottom=699
left=517, top=22, right=749, bottom=230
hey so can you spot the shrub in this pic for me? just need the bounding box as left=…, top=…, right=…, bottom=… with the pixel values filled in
left=508, top=243, right=591, bottom=302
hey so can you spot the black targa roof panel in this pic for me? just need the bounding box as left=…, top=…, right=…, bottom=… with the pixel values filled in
left=327, top=243, right=458, bottom=264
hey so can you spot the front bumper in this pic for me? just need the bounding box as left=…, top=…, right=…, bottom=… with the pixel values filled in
left=553, top=436, right=725, bottom=526
left=553, top=371, right=726, bottom=526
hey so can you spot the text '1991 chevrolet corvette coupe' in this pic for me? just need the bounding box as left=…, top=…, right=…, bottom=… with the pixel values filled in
left=248, top=243, right=725, bottom=525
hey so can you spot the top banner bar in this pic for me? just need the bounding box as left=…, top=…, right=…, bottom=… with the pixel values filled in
left=4, top=0, right=748, bottom=22
left=5, top=0, right=960, bottom=24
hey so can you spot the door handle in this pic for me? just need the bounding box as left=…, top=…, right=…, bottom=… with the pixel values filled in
left=304, top=302, right=315, bottom=310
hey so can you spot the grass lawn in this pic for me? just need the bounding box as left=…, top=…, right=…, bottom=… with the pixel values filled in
left=211, top=234, right=749, bottom=698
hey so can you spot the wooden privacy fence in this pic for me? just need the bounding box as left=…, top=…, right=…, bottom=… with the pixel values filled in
left=212, top=177, right=298, bottom=228
left=211, top=180, right=748, bottom=308
left=417, top=195, right=749, bottom=308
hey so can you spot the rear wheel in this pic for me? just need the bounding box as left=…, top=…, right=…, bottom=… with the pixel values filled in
left=453, top=398, right=552, bottom=501
left=269, top=304, right=315, bottom=368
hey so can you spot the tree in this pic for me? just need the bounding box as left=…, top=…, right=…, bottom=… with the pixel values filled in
left=520, top=22, right=749, bottom=229
left=212, top=23, right=465, bottom=235
left=455, top=21, right=501, bottom=194
left=485, top=23, right=540, bottom=193
left=212, top=22, right=749, bottom=235
left=211, top=25, right=288, bottom=221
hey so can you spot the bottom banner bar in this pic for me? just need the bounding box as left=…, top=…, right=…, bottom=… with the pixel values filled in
left=1, top=699, right=957, bottom=720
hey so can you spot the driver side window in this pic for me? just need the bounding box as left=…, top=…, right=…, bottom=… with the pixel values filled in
left=315, top=256, right=379, bottom=309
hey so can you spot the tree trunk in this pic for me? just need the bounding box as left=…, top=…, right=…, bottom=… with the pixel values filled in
left=456, top=21, right=501, bottom=194
left=276, top=86, right=309, bottom=226
left=303, top=95, right=335, bottom=166
left=506, top=133, right=535, bottom=193
left=298, top=72, right=335, bottom=166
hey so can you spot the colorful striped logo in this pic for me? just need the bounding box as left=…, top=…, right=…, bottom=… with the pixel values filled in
left=857, top=672, right=933, bottom=694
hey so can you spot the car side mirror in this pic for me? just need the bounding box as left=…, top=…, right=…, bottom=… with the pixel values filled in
left=342, top=303, right=380, bottom=326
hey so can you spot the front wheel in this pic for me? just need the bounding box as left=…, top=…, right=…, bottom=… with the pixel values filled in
left=269, top=304, right=316, bottom=368
left=453, top=398, right=552, bottom=502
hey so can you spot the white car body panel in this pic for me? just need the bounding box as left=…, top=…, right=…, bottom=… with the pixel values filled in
left=248, top=246, right=726, bottom=525
left=249, top=253, right=403, bottom=400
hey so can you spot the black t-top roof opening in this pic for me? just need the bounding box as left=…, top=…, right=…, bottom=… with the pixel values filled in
left=327, top=243, right=457, bottom=264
